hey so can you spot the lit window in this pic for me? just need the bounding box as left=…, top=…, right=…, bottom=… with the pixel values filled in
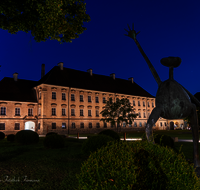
left=52, top=108, right=56, bottom=116
left=28, top=108, right=33, bottom=116
left=71, top=94, right=75, bottom=101
left=0, top=107, right=6, bottom=115
left=14, top=123, right=20, bottom=130
left=62, top=93, right=66, bottom=100
left=62, top=108, right=66, bottom=116
left=80, top=95, right=84, bottom=102
left=88, top=110, right=91, bottom=116
left=15, top=108, right=20, bottom=116
left=62, top=123, right=66, bottom=129
left=52, top=123, right=56, bottom=129
left=95, top=96, right=99, bottom=103
left=52, top=92, right=56, bottom=99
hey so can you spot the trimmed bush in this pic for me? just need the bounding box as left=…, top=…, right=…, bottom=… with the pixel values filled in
left=15, top=130, right=39, bottom=145
left=0, top=132, right=5, bottom=140
left=81, top=134, right=115, bottom=155
left=46, top=132, right=58, bottom=136
left=98, top=129, right=120, bottom=141
left=77, top=140, right=200, bottom=190
left=7, top=134, right=15, bottom=142
left=44, top=134, right=65, bottom=149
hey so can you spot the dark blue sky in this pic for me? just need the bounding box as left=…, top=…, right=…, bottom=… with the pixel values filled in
left=0, top=0, right=199, bottom=97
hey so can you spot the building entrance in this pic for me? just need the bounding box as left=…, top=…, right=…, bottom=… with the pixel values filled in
left=25, top=121, right=35, bottom=131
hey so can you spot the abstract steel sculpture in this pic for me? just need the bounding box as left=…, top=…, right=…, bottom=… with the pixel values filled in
left=124, top=23, right=200, bottom=169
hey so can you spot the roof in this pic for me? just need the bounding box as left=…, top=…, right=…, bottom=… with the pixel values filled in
left=0, top=77, right=37, bottom=102
left=38, top=66, right=155, bottom=98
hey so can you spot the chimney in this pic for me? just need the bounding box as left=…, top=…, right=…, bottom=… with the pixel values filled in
left=41, top=64, right=45, bottom=78
left=110, top=73, right=115, bottom=80
left=87, top=68, right=92, bottom=76
left=128, top=77, right=134, bottom=83
left=13, top=73, right=18, bottom=82
left=58, top=62, right=63, bottom=70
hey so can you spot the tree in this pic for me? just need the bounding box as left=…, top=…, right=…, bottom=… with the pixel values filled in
left=100, top=98, right=138, bottom=131
left=0, top=0, right=90, bottom=43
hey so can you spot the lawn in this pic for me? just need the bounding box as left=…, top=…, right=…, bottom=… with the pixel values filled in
left=0, top=130, right=199, bottom=189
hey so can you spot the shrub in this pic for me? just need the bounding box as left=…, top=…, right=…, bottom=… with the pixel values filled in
left=81, top=134, right=115, bottom=155
left=44, top=134, right=65, bottom=149
left=0, top=132, right=5, bottom=140
left=15, top=130, right=39, bottom=145
left=98, top=129, right=120, bottom=141
left=77, top=140, right=200, bottom=190
left=7, top=134, right=15, bottom=142
left=46, top=132, right=58, bottom=136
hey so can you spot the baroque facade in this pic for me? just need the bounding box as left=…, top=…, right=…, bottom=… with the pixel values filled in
left=0, top=62, right=185, bottom=135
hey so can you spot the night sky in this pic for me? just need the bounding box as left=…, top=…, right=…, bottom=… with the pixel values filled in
left=0, top=0, right=200, bottom=97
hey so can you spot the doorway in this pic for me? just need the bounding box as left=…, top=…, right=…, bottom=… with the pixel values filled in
left=25, top=121, right=35, bottom=131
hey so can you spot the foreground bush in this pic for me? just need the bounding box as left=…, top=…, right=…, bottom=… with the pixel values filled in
left=7, top=134, right=15, bottom=142
left=77, top=140, right=200, bottom=190
left=98, top=129, right=120, bottom=141
left=46, top=132, right=57, bottom=136
left=81, top=134, right=115, bottom=155
left=44, top=134, right=65, bottom=149
left=0, top=132, right=5, bottom=140
left=15, top=130, right=39, bottom=145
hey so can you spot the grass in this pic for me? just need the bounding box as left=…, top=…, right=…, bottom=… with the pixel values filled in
left=0, top=130, right=199, bottom=189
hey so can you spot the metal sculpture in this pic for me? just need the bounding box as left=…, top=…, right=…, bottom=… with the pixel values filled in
left=124, top=23, right=200, bottom=169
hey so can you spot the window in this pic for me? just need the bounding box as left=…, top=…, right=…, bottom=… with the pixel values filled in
left=129, top=124, right=132, bottom=127
left=28, top=108, right=33, bottom=116
left=116, top=98, right=119, bottom=102
left=52, top=123, right=56, bottom=129
left=62, top=108, right=66, bottom=116
left=14, top=123, right=20, bottom=130
left=39, top=92, right=41, bottom=99
left=71, top=109, right=75, bottom=116
left=88, top=110, right=91, bottom=116
left=52, top=108, right=56, bottom=116
left=80, top=109, right=83, bottom=116
left=164, top=122, right=167, bottom=126
left=143, top=112, right=146, bottom=118
left=109, top=98, right=112, bottom=104
left=152, top=102, right=154, bottom=107
left=38, top=108, right=41, bottom=116
left=148, top=102, right=150, bottom=107
left=80, top=95, right=83, bottom=102
left=62, top=123, right=66, bottom=129
left=144, top=122, right=147, bottom=127
left=71, top=94, right=75, bottom=101
left=95, top=96, right=99, bottom=103
left=0, top=123, right=5, bottom=130
left=160, top=122, right=162, bottom=127
left=15, top=108, right=20, bottom=116
left=133, top=100, right=135, bottom=106
left=88, top=96, right=91, bottom=103
left=143, top=101, right=145, bottom=107
left=138, top=101, right=140, bottom=106
left=62, top=93, right=66, bottom=100
left=71, top=122, right=76, bottom=128
left=103, top=97, right=106, bottom=103
left=104, top=122, right=107, bottom=128
left=0, top=107, right=6, bottom=115
left=96, top=123, right=100, bottom=128
left=38, top=123, right=40, bottom=130
left=96, top=110, right=99, bottom=117
left=134, top=122, right=137, bottom=127
left=52, top=92, right=56, bottom=99
left=138, top=112, right=141, bottom=118
left=139, top=122, right=142, bottom=127
left=80, top=122, right=84, bottom=128
left=89, top=122, right=92, bottom=128
left=110, top=123, right=114, bottom=128
left=123, top=122, right=126, bottom=127
left=148, top=113, right=150, bottom=118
